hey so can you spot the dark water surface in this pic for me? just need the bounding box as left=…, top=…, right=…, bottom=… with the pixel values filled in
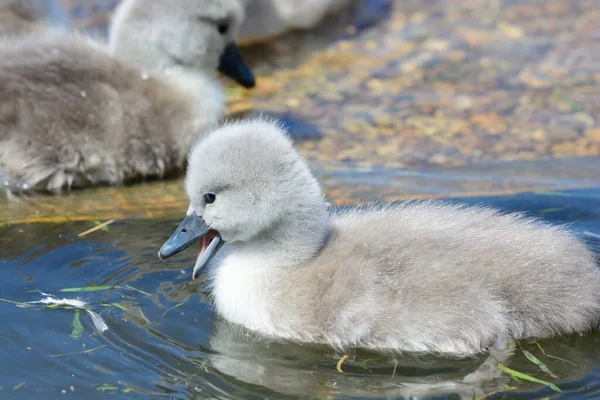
left=1, top=188, right=600, bottom=399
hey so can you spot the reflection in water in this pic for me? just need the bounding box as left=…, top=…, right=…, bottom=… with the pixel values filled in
left=0, top=189, right=599, bottom=399
left=205, top=318, right=504, bottom=399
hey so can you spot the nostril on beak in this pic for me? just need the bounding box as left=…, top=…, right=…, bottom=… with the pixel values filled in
left=182, top=228, right=188, bottom=232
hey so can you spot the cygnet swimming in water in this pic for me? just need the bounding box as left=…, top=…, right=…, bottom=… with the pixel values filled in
left=159, top=118, right=600, bottom=356
left=0, top=0, right=253, bottom=194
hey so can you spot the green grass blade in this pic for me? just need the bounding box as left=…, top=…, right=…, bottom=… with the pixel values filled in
left=70, top=311, right=83, bottom=339
left=0, top=297, right=32, bottom=307
left=546, top=354, right=577, bottom=366
left=92, top=220, right=111, bottom=232
left=97, top=384, right=119, bottom=391
left=50, top=344, right=107, bottom=358
left=99, top=302, right=130, bottom=312
left=522, top=349, right=557, bottom=378
left=498, top=364, right=561, bottom=392
left=534, top=341, right=577, bottom=366
left=122, top=285, right=152, bottom=297
left=162, top=302, right=184, bottom=317
left=59, top=285, right=115, bottom=293
left=59, top=284, right=151, bottom=297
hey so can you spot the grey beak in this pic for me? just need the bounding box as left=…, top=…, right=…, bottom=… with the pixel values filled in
left=158, top=212, right=209, bottom=259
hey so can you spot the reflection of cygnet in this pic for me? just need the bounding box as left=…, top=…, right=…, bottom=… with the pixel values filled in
left=207, top=318, right=506, bottom=399
left=0, top=0, right=253, bottom=193
left=161, top=118, right=600, bottom=357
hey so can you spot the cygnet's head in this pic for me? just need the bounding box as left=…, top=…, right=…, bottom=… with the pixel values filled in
left=158, top=118, right=329, bottom=278
left=109, top=0, right=254, bottom=87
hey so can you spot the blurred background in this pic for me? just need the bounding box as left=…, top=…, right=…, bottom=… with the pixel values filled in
left=1, top=0, right=599, bottom=221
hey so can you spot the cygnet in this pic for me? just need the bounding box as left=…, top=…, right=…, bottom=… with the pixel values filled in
left=159, top=118, right=600, bottom=356
left=0, top=0, right=254, bottom=193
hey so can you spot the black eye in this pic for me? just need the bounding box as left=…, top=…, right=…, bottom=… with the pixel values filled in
left=204, top=193, right=216, bottom=204
left=217, top=23, right=229, bottom=35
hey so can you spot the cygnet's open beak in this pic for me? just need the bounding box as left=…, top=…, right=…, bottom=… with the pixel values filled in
left=158, top=212, right=225, bottom=280
left=217, top=42, right=255, bottom=88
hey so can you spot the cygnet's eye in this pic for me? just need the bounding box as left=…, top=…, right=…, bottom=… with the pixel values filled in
left=204, top=193, right=216, bottom=204
left=217, top=22, right=229, bottom=35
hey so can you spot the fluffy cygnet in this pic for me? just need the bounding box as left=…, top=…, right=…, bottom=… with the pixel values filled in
left=159, top=118, right=600, bottom=356
left=110, top=0, right=254, bottom=88
left=0, top=0, right=253, bottom=194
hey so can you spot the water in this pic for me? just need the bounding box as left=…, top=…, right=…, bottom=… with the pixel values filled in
left=1, top=188, right=600, bottom=399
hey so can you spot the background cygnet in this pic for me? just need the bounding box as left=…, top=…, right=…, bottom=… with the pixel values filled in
left=110, top=0, right=254, bottom=88
left=161, top=118, right=600, bottom=357
left=0, top=0, right=69, bottom=36
left=0, top=0, right=252, bottom=194
left=238, top=0, right=355, bottom=43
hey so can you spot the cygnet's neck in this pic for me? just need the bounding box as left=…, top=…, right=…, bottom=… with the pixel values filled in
left=231, top=199, right=332, bottom=268
left=211, top=187, right=330, bottom=333
left=142, top=65, right=225, bottom=166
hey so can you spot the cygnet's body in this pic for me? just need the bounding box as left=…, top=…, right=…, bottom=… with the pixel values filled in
left=238, top=0, right=354, bottom=43
left=160, top=119, right=600, bottom=356
left=0, top=0, right=252, bottom=193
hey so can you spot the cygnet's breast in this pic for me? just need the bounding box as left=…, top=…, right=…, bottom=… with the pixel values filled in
left=212, top=253, right=279, bottom=335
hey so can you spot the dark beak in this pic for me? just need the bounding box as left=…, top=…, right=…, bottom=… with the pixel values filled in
left=158, top=212, right=209, bottom=259
left=218, top=42, right=255, bottom=88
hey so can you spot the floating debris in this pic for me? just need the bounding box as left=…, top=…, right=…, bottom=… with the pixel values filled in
left=12, top=383, right=25, bottom=391
left=476, top=386, right=518, bottom=400
left=77, top=219, right=115, bottom=237
left=124, top=306, right=150, bottom=326
left=0, top=298, right=32, bottom=308
left=96, top=384, right=119, bottom=392
left=59, top=284, right=151, bottom=297
left=87, top=310, right=108, bottom=334
left=99, top=302, right=130, bottom=312
left=498, top=364, right=561, bottom=393
left=4, top=293, right=110, bottom=336
left=336, top=354, right=348, bottom=373
left=162, top=302, right=184, bottom=317
left=59, top=285, right=114, bottom=293
left=534, top=341, right=577, bottom=366
left=522, top=348, right=557, bottom=379
left=71, top=311, right=84, bottom=339
left=28, top=297, right=87, bottom=309
left=50, top=344, right=107, bottom=358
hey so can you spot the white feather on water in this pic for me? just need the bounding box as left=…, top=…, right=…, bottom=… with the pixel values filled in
left=28, top=297, right=87, bottom=308
left=87, top=310, right=109, bottom=333
left=27, top=296, right=109, bottom=334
